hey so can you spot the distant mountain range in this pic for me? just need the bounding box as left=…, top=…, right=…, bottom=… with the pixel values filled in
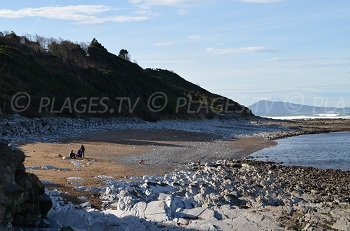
left=249, top=100, right=350, bottom=116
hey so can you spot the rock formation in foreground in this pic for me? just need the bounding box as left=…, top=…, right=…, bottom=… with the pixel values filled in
left=0, top=143, right=52, bottom=229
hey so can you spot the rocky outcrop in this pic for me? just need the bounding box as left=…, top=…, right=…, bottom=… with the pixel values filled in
left=98, top=160, right=350, bottom=230
left=27, top=160, right=349, bottom=230
left=0, top=143, right=52, bottom=229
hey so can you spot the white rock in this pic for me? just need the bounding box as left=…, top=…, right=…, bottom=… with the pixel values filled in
left=219, top=205, right=244, bottom=219
left=158, top=193, right=171, bottom=201
left=198, top=208, right=220, bottom=221
left=175, top=207, right=206, bottom=219
left=189, top=222, right=222, bottom=231
left=173, top=218, right=190, bottom=225
left=41, top=165, right=60, bottom=170
left=332, top=216, right=350, bottom=231
left=144, top=201, right=169, bottom=222
left=116, top=195, right=134, bottom=211
left=132, top=202, right=147, bottom=218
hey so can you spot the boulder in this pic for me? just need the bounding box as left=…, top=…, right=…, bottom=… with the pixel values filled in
left=0, top=143, right=52, bottom=228
left=144, top=201, right=169, bottom=222
left=132, top=202, right=147, bottom=218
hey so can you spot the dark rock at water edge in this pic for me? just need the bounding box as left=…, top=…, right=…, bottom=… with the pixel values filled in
left=0, top=143, right=52, bottom=229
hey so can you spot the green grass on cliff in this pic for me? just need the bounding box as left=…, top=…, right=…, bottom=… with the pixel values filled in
left=0, top=34, right=251, bottom=120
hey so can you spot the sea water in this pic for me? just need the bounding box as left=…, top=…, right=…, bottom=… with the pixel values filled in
left=251, top=132, right=350, bottom=171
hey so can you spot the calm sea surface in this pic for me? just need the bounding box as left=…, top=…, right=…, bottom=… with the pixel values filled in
left=251, top=132, right=350, bottom=171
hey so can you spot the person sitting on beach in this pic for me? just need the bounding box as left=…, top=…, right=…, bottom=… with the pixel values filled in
left=76, top=148, right=83, bottom=158
left=139, top=159, right=145, bottom=165
left=69, top=150, right=76, bottom=159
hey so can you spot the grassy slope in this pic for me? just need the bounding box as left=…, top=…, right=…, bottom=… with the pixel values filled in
left=0, top=36, right=252, bottom=120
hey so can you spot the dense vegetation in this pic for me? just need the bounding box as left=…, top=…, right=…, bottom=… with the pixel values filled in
left=0, top=32, right=252, bottom=120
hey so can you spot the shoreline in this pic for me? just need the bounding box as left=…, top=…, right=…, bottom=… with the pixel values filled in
left=14, top=118, right=350, bottom=200
left=2, top=116, right=350, bottom=230
left=249, top=131, right=350, bottom=173
left=258, top=118, right=350, bottom=140
left=21, top=131, right=276, bottom=208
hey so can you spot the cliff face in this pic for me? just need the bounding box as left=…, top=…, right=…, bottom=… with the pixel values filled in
left=0, top=143, right=52, bottom=229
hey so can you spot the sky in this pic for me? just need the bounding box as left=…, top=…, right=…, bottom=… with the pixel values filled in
left=0, top=0, right=349, bottom=107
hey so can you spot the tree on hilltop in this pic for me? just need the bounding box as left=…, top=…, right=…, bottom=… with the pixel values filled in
left=88, top=38, right=108, bottom=52
left=118, top=49, right=130, bottom=61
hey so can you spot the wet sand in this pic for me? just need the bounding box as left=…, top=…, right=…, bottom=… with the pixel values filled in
left=20, top=129, right=275, bottom=206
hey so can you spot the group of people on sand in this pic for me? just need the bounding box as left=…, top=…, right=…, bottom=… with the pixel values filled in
left=69, top=145, right=85, bottom=159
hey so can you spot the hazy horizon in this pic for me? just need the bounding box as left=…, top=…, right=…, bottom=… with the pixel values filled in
left=1, top=0, right=349, bottom=107
left=249, top=99, right=350, bottom=108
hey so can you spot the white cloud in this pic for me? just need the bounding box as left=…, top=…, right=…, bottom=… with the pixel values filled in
left=206, top=47, right=279, bottom=54
left=154, top=41, right=175, bottom=46
left=0, top=5, right=149, bottom=24
left=109, top=15, right=148, bottom=22
left=129, top=0, right=202, bottom=17
left=240, top=0, right=282, bottom=3
left=129, top=0, right=200, bottom=7
left=189, top=35, right=203, bottom=40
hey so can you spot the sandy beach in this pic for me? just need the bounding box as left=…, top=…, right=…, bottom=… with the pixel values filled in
left=21, top=129, right=275, bottom=207
left=2, top=5, right=350, bottom=229
left=1, top=116, right=348, bottom=230
left=17, top=118, right=350, bottom=205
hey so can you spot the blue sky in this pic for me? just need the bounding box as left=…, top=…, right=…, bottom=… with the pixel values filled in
left=0, top=0, right=349, bottom=107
